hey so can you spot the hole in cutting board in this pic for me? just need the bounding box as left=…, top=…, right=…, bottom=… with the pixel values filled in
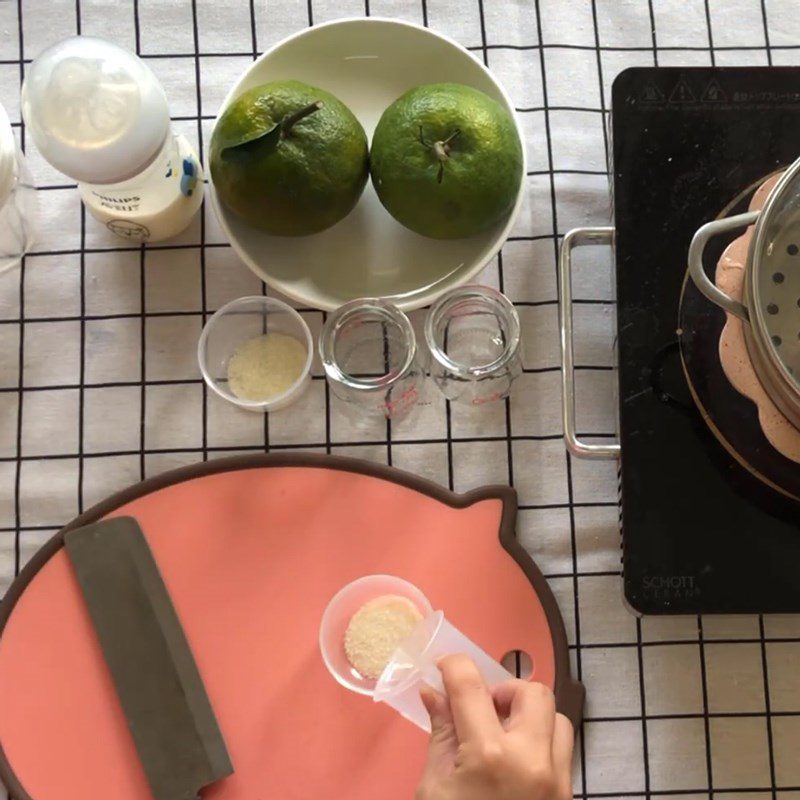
left=501, top=649, right=534, bottom=679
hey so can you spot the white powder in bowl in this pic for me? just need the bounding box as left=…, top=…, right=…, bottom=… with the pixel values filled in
left=227, top=332, right=307, bottom=402
left=344, top=595, right=424, bottom=680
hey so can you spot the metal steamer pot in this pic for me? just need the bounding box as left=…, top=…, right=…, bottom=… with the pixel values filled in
left=688, top=161, right=800, bottom=431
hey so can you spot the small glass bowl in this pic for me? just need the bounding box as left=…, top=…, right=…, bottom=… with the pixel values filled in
left=198, top=296, right=313, bottom=412
left=319, top=575, right=434, bottom=696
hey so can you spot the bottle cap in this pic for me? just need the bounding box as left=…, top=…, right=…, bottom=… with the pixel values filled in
left=21, top=36, right=170, bottom=184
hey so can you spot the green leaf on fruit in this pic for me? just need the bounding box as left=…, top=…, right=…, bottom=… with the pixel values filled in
left=220, top=122, right=282, bottom=160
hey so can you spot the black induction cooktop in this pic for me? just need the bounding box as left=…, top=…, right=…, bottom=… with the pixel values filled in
left=612, top=67, right=800, bottom=614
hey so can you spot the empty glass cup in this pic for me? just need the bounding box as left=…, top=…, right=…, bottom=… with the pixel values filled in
left=0, top=102, right=36, bottom=275
left=319, top=298, right=426, bottom=420
left=425, top=285, right=522, bottom=405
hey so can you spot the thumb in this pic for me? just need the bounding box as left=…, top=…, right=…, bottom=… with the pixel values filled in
left=420, top=687, right=458, bottom=775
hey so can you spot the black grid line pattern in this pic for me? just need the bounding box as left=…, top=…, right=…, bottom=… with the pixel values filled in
left=2, top=2, right=800, bottom=799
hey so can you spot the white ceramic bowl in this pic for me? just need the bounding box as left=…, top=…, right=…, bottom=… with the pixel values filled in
left=210, top=17, right=525, bottom=312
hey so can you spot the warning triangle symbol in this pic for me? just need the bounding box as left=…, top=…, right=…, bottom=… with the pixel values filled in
left=669, top=79, right=696, bottom=103
left=640, top=82, right=665, bottom=103
left=701, top=79, right=726, bottom=103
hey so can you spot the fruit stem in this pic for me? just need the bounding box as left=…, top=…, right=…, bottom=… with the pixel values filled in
left=281, top=101, right=324, bottom=137
left=419, top=128, right=461, bottom=184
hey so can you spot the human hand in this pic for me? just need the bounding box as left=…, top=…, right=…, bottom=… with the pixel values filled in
left=416, top=654, right=574, bottom=800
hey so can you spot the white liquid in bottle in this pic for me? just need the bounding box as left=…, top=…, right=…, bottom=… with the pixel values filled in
left=22, top=36, right=203, bottom=242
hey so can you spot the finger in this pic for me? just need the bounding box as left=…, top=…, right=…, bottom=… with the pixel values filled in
left=499, top=681, right=556, bottom=743
left=420, top=687, right=458, bottom=777
left=421, top=686, right=453, bottom=733
left=492, top=679, right=526, bottom=720
left=439, top=654, right=503, bottom=744
left=552, top=712, right=575, bottom=795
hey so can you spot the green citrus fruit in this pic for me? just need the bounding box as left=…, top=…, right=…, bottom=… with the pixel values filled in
left=370, top=83, right=523, bottom=239
left=210, top=80, right=369, bottom=236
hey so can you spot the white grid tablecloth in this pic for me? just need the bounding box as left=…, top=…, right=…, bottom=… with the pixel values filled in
left=2, top=0, right=800, bottom=797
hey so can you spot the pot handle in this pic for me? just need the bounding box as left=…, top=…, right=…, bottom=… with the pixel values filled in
left=687, top=210, right=760, bottom=323
left=558, top=226, right=620, bottom=460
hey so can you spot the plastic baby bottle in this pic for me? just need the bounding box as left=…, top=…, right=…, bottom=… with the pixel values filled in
left=21, top=36, right=203, bottom=243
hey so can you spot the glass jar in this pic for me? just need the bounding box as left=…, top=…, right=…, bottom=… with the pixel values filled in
left=0, top=102, right=36, bottom=275
left=425, top=285, right=522, bottom=405
left=319, top=298, right=425, bottom=420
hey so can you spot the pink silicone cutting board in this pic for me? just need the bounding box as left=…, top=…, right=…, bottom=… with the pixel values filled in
left=0, top=455, right=581, bottom=800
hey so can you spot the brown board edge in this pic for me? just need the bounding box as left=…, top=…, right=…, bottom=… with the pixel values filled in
left=0, top=453, right=584, bottom=800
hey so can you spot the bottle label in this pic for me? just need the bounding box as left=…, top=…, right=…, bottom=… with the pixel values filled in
left=106, top=220, right=151, bottom=240
left=90, top=190, right=143, bottom=213
left=87, top=141, right=185, bottom=212
left=179, top=158, right=198, bottom=197
left=88, top=152, right=197, bottom=211
left=81, top=133, right=203, bottom=242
